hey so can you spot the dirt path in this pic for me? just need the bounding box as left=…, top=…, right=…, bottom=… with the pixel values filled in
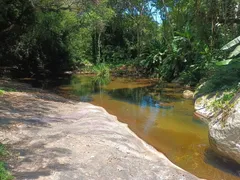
left=0, top=80, right=200, bottom=180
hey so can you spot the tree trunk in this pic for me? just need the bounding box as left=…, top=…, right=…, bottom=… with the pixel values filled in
left=97, top=32, right=102, bottom=63
left=92, top=32, right=97, bottom=63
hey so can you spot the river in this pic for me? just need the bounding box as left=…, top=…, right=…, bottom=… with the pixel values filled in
left=57, top=75, right=240, bottom=180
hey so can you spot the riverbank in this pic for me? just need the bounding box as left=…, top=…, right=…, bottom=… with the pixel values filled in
left=0, top=79, right=200, bottom=180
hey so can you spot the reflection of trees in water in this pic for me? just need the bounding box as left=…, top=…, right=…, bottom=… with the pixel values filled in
left=107, top=86, right=178, bottom=134
left=107, top=87, right=147, bottom=104
left=69, top=75, right=111, bottom=102
left=142, top=103, right=160, bottom=134
left=108, top=88, right=175, bottom=134
left=108, top=87, right=175, bottom=110
left=69, top=75, right=182, bottom=105
left=71, top=76, right=98, bottom=96
left=140, top=96, right=174, bottom=134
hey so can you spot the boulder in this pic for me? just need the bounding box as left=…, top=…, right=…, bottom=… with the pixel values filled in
left=195, top=92, right=240, bottom=163
left=183, top=90, right=194, bottom=99
left=194, top=95, right=216, bottom=122
left=209, top=97, right=240, bottom=164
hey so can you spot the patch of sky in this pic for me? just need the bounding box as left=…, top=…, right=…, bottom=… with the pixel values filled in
left=147, top=1, right=162, bottom=24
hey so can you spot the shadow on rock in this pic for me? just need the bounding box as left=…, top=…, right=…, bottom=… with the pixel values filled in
left=11, top=142, right=74, bottom=180
left=204, top=148, right=240, bottom=177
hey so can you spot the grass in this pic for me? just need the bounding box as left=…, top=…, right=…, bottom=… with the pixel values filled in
left=92, top=63, right=110, bottom=78
left=0, top=144, right=8, bottom=157
left=0, top=87, right=17, bottom=96
left=0, top=162, right=13, bottom=180
left=0, top=86, right=17, bottom=96
left=0, top=144, right=13, bottom=180
left=210, top=92, right=236, bottom=110
left=0, top=89, right=5, bottom=96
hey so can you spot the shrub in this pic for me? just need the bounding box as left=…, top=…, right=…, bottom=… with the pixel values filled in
left=92, top=63, right=110, bottom=78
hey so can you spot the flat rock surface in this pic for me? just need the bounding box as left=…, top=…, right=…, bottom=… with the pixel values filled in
left=0, top=81, right=200, bottom=180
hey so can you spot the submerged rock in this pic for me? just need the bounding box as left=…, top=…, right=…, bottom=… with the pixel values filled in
left=183, top=90, right=194, bottom=99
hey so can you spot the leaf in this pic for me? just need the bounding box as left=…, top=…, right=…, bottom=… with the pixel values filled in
left=221, top=36, right=240, bottom=50
left=173, top=36, right=185, bottom=42
left=216, top=59, right=232, bottom=66
left=229, top=45, right=240, bottom=58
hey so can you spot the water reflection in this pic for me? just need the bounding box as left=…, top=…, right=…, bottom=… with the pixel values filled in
left=69, top=75, right=110, bottom=101
left=108, top=88, right=175, bottom=110
left=69, top=75, right=177, bottom=110
left=143, top=106, right=160, bottom=134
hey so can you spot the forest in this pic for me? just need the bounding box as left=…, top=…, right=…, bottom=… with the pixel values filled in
left=0, top=0, right=239, bottom=92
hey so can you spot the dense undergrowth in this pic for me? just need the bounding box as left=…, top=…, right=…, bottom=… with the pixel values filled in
left=196, top=60, right=240, bottom=96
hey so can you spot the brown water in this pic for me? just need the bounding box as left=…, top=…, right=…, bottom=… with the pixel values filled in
left=59, top=75, right=240, bottom=180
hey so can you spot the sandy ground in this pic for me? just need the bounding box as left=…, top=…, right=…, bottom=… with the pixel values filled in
left=0, top=80, right=200, bottom=180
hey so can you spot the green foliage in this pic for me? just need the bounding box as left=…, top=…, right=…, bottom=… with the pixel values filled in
left=0, top=89, right=5, bottom=96
left=0, top=87, right=17, bottom=96
left=0, top=87, right=17, bottom=92
left=0, top=144, right=13, bottom=180
left=147, top=0, right=240, bottom=85
left=217, top=36, right=240, bottom=66
left=92, top=63, right=111, bottom=87
left=196, top=36, right=240, bottom=96
left=0, top=0, right=239, bottom=89
left=0, top=144, right=8, bottom=157
left=221, top=36, right=240, bottom=51
left=92, top=63, right=110, bottom=78
left=210, top=92, right=236, bottom=110
left=0, top=162, right=13, bottom=180
left=196, top=60, right=240, bottom=96
left=139, top=41, right=164, bottom=77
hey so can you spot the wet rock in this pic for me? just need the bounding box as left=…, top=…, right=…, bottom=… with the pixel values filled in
left=194, top=95, right=216, bottom=122
left=64, top=71, right=73, bottom=75
left=183, top=90, right=194, bottom=99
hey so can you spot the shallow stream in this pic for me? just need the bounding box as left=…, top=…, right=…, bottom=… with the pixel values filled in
left=58, top=75, right=240, bottom=180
